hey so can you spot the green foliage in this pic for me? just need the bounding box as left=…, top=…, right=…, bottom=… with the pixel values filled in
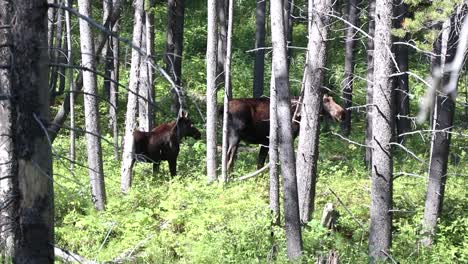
left=53, top=0, right=468, bottom=263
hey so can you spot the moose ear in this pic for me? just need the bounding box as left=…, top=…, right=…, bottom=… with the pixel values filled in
left=179, top=110, right=188, bottom=118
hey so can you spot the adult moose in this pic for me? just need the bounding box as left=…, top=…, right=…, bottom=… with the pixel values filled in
left=133, top=111, right=201, bottom=176
left=225, top=94, right=345, bottom=171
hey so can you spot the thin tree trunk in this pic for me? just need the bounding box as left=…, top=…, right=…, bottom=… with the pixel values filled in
left=0, top=0, right=54, bottom=260
left=109, top=0, right=120, bottom=160
left=66, top=0, right=75, bottom=168
left=216, top=0, right=228, bottom=88
left=269, top=69, right=280, bottom=224
left=48, top=0, right=124, bottom=142
left=368, top=0, right=393, bottom=261
left=121, top=0, right=144, bottom=193
left=166, top=0, right=185, bottom=114
left=50, top=5, right=64, bottom=99
left=283, top=0, right=294, bottom=67
left=296, top=0, right=332, bottom=224
left=102, top=0, right=113, bottom=100
left=271, top=0, right=302, bottom=260
left=341, top=0, right=358, bottom=136
left=145, top=0, right=156, bottom=129
left=221, top=0, right=234, bottom=182
left=138, top=15, right=149, bottom=130
left=421, top=10, right=466, bottom=246
left=253, top=0, right=266, bottom=98
left=0, top=0, right=17, bottom=258
left=48, top=0, right=57, bottom=62
left=365, top=0, right=375, bottom=169
left=206, top=0, right=218, bottom=183
left=393, top=0, right=410, bottom=143
left=77, top=0, right=107, bottom=211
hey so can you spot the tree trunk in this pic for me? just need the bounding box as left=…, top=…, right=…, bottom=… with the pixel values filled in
left=121, top=0, right=144, bottom=193
left=206, top=0, right=218, bottom=183
left=48, top=0, right=124, bottom=142
left=296, top=0, right=332, bottom=224
left=365, top=0, right=375, bottom=169
left=138, top=15, right=150, bottom=130
left=166, top=0, right=185, bottom=114
left=368, top=0, right=393, bottom=261
left=216, top=0, right=228, bottom=88
left=393, top=0, right=410, bottom=143
left=0, top=0, right=54, bottom=261
left=283, top=0, right=294, bottom=67
left=340, top=0, right=359, bottom=136
left=77, top=0, right=107, bottom=211
left=145, top=0, right=156, bottom=129
left=102, top=0, right=113, bottom=100
left=109, top=0, right=121, bottom=160
left=66, top=0, right=76, bottom=168
left=0, top=0, right=17, bottom=258
left=271, top=0, right=302, bottom=260
left=253, top=0, right=266, bottom=98
left=50, top=5, right=65, bottom=100
left=269, top=69, right=280, bottom=225
left=221, top=0, right=234, bottom=182
left=421, top=10, right=465, bottom=246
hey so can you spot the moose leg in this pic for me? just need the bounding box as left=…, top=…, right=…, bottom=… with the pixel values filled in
left=168, top=159, right=177, bottom=177
left=257, top=145, right=269, bottom=169
left=152, top=162, right=160, bottom=176
left=227, top=134, right=240, bottom=172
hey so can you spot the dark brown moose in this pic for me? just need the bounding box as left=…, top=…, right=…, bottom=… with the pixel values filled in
left=133, top=111, right=201, bottom=176
left=225, top=94, right=345, bottom=171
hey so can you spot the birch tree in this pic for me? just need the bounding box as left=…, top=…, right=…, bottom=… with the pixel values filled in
left=109, top=0, right=121, bottom=160
left=271, top=0, right=302, bottom=259
left=77, top=0, right=107, bottom=211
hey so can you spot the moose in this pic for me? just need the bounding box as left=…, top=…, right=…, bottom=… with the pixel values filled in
left=133, top=111, right=201, bottom=176
left=225, top=94, right=345, bottom=171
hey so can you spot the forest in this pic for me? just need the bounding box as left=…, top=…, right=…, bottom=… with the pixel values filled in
left=0, top=0, right=467, bottom=263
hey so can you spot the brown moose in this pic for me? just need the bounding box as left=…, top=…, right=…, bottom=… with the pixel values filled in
left=133, top=111, right=201, bottom=176
left=225, top=94, right=345, bottom=171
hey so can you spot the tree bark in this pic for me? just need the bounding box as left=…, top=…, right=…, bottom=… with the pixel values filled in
left=77, top=0, right=107, bottom=211
left=283, top=0, right=294, bottom=67
left=221, top=0, right=234, bottom=182
left=271, top=0, right=302, bottom=260
left=66, top=0, right=75, bottom=168
left=121, top=0, right=144, bottom=193
left=166, top=0, right=185, bottom=114
left=269, top=69, right=280, bottom=225
left=109, top=0, right=120, bottom=160
left=421, top=9, right=465, bottom=246
left=296, top=0, right=332, bottom=225
left=216, top=0, right=228, bottom=88
left=340, top=0, right=359, bottom=136
left=50, top=5, right=64, bottom=100
left=253, top=0, right=266, bottom=98
left=365, top=0, right=375, bottom=169
left=206, top=0, right=218, bottom=183
left=368, top=0, right=394, bottom=261
left=0, top=0, right=54, bottom=261
left=393, top=0, right=410, bottom=143
left=138, top=14, right=150, bottom=131
left=102, top=0, right=113, bottom=100
left=0, top=0, right=16, bottom=258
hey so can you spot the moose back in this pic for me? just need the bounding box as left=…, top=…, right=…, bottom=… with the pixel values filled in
left=224, top=94, right=345, bottom=171
left=133, top=112, right=201, bottom=176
